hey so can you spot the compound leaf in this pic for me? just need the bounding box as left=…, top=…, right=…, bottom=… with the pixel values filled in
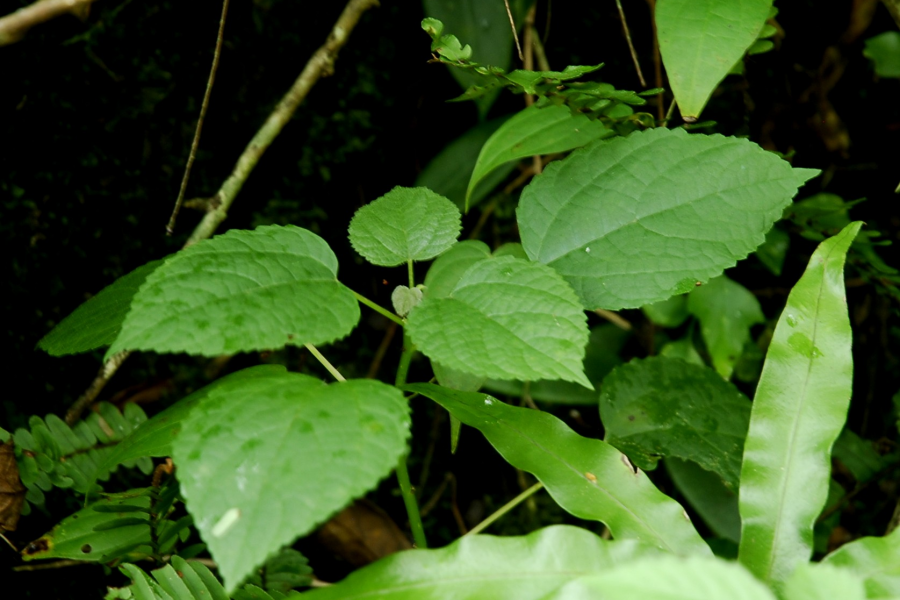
left=407, top=383, right=710, bottom=555
left=518, top=128, right=817, bottom=310
left=737, top=222, right=861, bottom=586
left=108, top=225, right=359, bottom=359
left=348, top=187, right=461, bottom=266
left=172, top=372, right=410, bottom=592
left=408, top=256, right=591, bottom=387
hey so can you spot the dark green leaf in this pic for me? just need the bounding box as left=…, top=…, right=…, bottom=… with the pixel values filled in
left=665, top=458, right=740, bottom=543
left=863, top=32, right=900, bottom=78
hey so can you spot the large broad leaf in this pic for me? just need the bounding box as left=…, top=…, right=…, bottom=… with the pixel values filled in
left=687, top=275, right=765, bottom=379
left=407, top=383, right=710, bottom=555
left=737, top=222, right=861, bottom=587
left=518, top=128, right=818, bottom=310
left=863, top=32, right=900, bottom=79
left=415, top=117, right=517, bottom=208
left=666, top=458, right=740, bottom=544
left=656, top=0, right=773, bottom=120
left=37, top=260, right=163, bottom=356
left=542, top=554, right=775, bottom=600
left=465, top=105, right=612, bottom=208
left=600, top=357, right=750, bottom=490
left=782, top=563, right=867, bottom=600
left=98, top=366, right=286, bottom=474
left=821, top=527, right=900, bottom=598
left=299, top=526, right=658, bottom=600
left=423, top=239, right=492, bottom=298
left=171, top=372, right=410, bottom=592
left=107, top=225, right=359, bottom=359
left=347, top=187, right=461, bottom=266
left=408, top=256, right=592, bottom=387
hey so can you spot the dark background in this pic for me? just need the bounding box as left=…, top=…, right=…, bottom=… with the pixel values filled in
left=3, top=0, right=899, bottom=596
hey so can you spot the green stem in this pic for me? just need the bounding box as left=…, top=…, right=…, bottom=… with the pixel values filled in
left=304, top=344, right=346, bottom=382
left=466, top=482, right=545, bottom=536
left=407, top=259, right=415, bottom=288
left=351, top=290, right=405, bottom=327
left=394, top=330, right=427, bottom=548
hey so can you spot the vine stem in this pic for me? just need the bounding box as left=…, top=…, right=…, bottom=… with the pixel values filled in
left=395, top=331, right=427, bottom=548
left=466, top=482, right=545, bottom=536
left=0, top=0, right=97, bottom=45
left=304, top=344, right=346, bottom=382
left=407, top=259, right=415, bottom=288
left=352, top=290, right=405, bottom=326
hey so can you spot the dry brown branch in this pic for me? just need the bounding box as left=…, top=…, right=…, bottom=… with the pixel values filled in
left=0, top=0, right=97, bottom=46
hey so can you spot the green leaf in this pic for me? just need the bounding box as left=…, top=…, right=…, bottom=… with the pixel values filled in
left=117, top=557, right=231, bottom=600
left=172, top=372, right=410, bottom=592
left=756, top=226, right=790, bottom=276
left=600, top=357, right=750, bottom=490
left=821, top=527, right=900, bottom=598
left=542, top=554, right=775, bottom=600
left=21, top=492, right=151, bottom=562
left=98, top=366, right=287, bottom=474
left=406, top=383, right=710, bottom=555
left=465, top=105, right=612, bottom=209
left=665, top=458, right=740, bottom=544
left=832, top=428, right=898, bottom=484
left=422, top=0, right=514, bottom=119
left=415, top=116, right=517, bottom=208
left=107, top=226, right=359, bottom=359
left=299, top=525, right=660, bottom=600
left=688, top=276, right=765, bottom=379
left=660, top=336, right=706, bottom=366
left=737, top=222, right=862, bottom=587
left=38, top=260, right=163, bottom=356
left=864, top=32, right=900, bottom=78
left=782, top=563, right=866, bottom=600
left=656, top=0, right=774, bottom=120
left=348, top=187, right=461, bottom=266
left=390, top=285, right=423, bottom=318
left=518, top=128, right=818, bottom=310
left=423, top=240, right=491, bottom=299
left=408, top=256, right=592, bottom=387
left=643, top=295, right=690, bottom=328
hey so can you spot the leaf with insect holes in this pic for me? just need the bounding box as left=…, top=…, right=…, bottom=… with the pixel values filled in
left=107, top=225, right=359, bottom=359
left=348, top=187, right=461, bottom=267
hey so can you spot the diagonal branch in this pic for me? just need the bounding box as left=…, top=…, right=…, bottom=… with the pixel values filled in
left=0, top=0, right=98, bottom=46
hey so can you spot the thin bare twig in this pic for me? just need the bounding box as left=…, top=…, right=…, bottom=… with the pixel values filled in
left=0, top=0, right=97, bottom=46
left=503, top=0, right=523, bottom=61
left=166, top=0, right=231, bottom=235
left=594, top=308, right=633, bottom=330
left=64, top=0, right=379, bottom=424
left=614, top=0, right=647, bottom=87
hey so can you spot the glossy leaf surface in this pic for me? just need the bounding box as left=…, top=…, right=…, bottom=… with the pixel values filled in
left=688, top=276, right=765, bottom=379
left=38, top=260, right=162, bottom=356
left=657, top=0, right=773, bottom=119
left=466, top=104, right=611, bottom=208
left=108, top=226, right=359, bottom=358
left=348, top=187, right=461, bottom=266
left=821, top=526, right=900, bottom=598
left=409, top=256, right=592, bottom=387
left=300, top=525, right=659, bottom=600
left=738, top=222, right=861, bottom=586
left=600, top=357, right=750, bottom=489
left=172, top=372, right=410, bottom=591
left=407, top=383, right=709, bottom=554
left=518, top=128, right=818, bottom=310
left=543, top=554, right=775, bottom=600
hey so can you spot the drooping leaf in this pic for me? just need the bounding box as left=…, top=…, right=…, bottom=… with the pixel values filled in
left=406, top=383, right=710, bottom=555
left=415, top=116, right=517, bottom=208
left=172, top=372, right=410, bottom=591
left=782, top=563, right=867, bottom=600
left=107, top=226, right=359, bottom=359
left=863, top=32, right=900, bottom=79
left=409, top=256, right=591, bottom=387
left=98, top=366, right=287, bottom=474
left=656, top=0, right=774, bottom=120
left=38, top=260, right=163, bottom=356
left=299, top=525, right=659, bottom=600
left=542, top=554, right=775, bottom=600
left=688, top=275, right=765, bottom=379
left=518, top=128, right=818, bottom=310
left=422, top=240, right=492, bottom=299
left=737, top=222, right=862, bottom=587
left=348, top=187, right=461, bottom=266
left=465, top=104, right=612, bottom=208
left=600, top=357, right=750, bottom=490
left=821, top=526, right=900, bottom=598
left=665, top=458, right=740, bottom=544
